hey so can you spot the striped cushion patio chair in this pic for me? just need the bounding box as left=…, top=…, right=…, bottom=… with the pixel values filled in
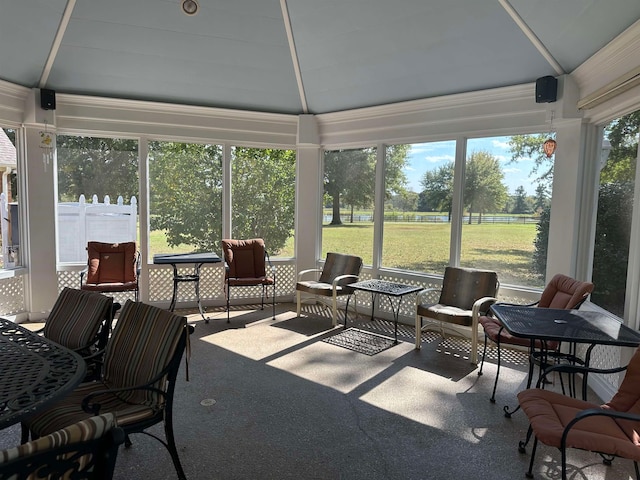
left=39, top=288, right=116, bottom=381
left=22, top=300, right=192, bottom=480
left=1, top=413, right=124, bottom=480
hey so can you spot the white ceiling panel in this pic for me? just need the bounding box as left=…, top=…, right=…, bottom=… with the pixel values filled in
left=0, top=0, right=639, bottom=114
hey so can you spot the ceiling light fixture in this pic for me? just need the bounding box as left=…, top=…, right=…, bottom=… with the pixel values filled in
left=181, top=0, right=199, bottom=16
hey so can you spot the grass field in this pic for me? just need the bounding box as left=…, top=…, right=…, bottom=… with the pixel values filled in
left=150, top=221, right=542, bottom=287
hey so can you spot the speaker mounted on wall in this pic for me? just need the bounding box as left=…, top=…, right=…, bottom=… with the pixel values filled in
left=40, top=88, right=56, bottom=110
left=535, top=76, right=558, bottom=103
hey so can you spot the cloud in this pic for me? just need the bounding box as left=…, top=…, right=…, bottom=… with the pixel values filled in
left=503, top=167, right=521, bottom=173
left=492, top=139, right=510, bottom=149
left=424, top=154, right=455, bottom=163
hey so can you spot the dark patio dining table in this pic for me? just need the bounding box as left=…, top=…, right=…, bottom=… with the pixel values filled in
left=489, top=304, right=640, bottom=415
left=0, top=317, right=86, bottom=429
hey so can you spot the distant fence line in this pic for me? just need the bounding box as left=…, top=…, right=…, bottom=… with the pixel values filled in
left=323, top=214, right=540, bottom=224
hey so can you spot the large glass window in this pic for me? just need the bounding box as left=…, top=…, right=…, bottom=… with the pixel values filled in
left=383, top=141, right=455, bottom=274
left=230, top=147, right=296, bottom=257
left=590, top=112, right=639, bottom=316
left=322, top=148, right=376, bottom=264
left=57, top=135, right=138, bottom=263
left=148, top=141, right=222, bottom=258
left=0, top=128, right=19, bottom=268
left=460, top=135, right=552, bottom=287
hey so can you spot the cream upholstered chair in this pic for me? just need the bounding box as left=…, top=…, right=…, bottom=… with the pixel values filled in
left=296, top=252, right=363, bottom=326
left=477, top=273, right=594, bottom=403
left=22, top=301, right=192, bottom=480
left=518, top=347, right=640, bottom=480
left=1, top=413, right=124, bottom=480
left=414, top=266, right=499, bottom=364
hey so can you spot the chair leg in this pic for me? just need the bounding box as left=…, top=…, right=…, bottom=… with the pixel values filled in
left=164, top=412, right=187, bottom=480
left=331, top=294, right=338, bottom=327
left=226, top=282, right=231, bottom=324
left=525, top=437, right=538, bottom=479
left=634, top=460, right=640, bottom=480
left=490, top=338, right=502, bottom=403
left=260, top=285, right=265, bottom=311
left=415, top=316, right=422, bottom=350
left=20, top=423, right=29, bottom=443
left=272, top=282, right=276, bottom=320
left=296, top=290, right=302, bottom=317
left=478, top=335, right=488, bottom=376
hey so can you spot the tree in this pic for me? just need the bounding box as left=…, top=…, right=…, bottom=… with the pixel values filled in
left=324, top=149, right=374, bottom=225
left=231, top=147, right=296, bottom=253
left=533, top=183, right=549, bottom=212
left=149, top=142, right=223, bottom=251
left=324, top=146, right=409, bottom=224
left=419, top=162, right=454, bottom=215
left=511, top=185, right=530, bottom=214
left=600, top=111, right=640, bottom=183
left=57, top=136, right=139, bottom=201
left=464, top=151, right=508, bottom=224
left=508, top=134, right=555, bottom=187
left=391, top=191, right=418, bottom=212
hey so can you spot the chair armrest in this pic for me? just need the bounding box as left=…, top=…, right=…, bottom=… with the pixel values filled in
left=473, top=296, right=498, bottom=315
left=79, top=266, right=89, bottom=286
left=297, top=268, right=323, bottom=281
left=497, top=301, right=539, bottom=308
left=470, top=296, right=498, bottom=364
left=561, top=407, right=640, bottom=449
left=416, top=287, right=440, bottom=304
left=537, top=363, right=628, bottom=388
left=331, top=274, right=359, bottom=290
left=82, top=383, right=167, bottom=415
left=81, top=356, right=175, bottom=414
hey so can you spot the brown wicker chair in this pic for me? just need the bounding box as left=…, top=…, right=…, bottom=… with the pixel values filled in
left=518, top=347, right=640, bottom=479
left=478, top=273, right=594, bottom=403
left=295, top=252, right=363, bottom=326
left=414, top=266, right=499, bottom=364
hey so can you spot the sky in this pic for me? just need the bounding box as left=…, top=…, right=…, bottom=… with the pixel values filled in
left=403, top=136, right=539, bottom=195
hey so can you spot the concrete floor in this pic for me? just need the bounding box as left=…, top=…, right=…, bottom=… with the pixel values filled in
left=2, top=303, right=636, bottom=479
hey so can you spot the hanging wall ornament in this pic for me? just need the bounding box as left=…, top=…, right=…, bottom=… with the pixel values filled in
left=543, top=138, right=557, bottom=158
left=39, top=126, right=55, bottom=170
left=542, top=109, right=557, bottom=158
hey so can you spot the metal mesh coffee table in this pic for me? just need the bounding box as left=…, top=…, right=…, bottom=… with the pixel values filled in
left=347, top=279, right=422, bottom=344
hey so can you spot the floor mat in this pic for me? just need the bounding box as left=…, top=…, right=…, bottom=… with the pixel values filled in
left=323, top=328, right=395, bottom=355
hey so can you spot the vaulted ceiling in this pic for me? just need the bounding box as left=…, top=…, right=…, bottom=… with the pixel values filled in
left=2, top=0, right=640, bottom=115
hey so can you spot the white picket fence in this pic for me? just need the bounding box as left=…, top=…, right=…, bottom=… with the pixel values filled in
left=58, top=195, right=137, bottom=263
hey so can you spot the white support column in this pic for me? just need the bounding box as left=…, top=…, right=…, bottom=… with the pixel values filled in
left=295, top=115, right=322, bottom=275
left=22, top=89, right=58, bottom=319
left=545, top=118, right=587, bottom=279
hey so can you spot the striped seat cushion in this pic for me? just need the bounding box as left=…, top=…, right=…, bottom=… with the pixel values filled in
left=1, top=413, right=116, bottom=477
left=25, top=383, right=155, bottom=437
left=43, top=288, right=112, bottom=351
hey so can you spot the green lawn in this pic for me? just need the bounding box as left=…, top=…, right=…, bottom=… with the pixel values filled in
left=150, top=221, right=542, bottom=287
left=281, top=222, right=541, bottom=287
